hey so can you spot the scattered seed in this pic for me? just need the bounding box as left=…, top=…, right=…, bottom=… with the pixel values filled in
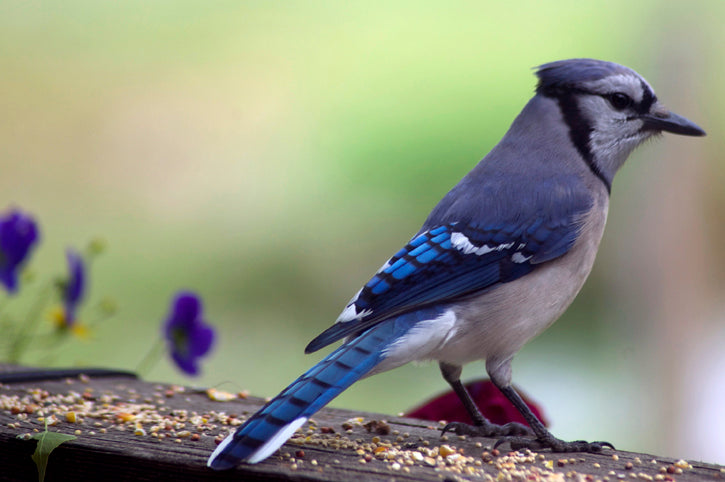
left=206, top=388, right=236, bottom=402
left=363, top=420, right=391, bottom=435
left=439, top=445, right=456, bottom=457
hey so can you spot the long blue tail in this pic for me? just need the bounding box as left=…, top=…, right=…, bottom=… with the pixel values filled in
left=207, top=320, right=402, bottom=470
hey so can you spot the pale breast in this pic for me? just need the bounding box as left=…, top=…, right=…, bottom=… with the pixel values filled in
left=435, top=191, right=610, bottom=367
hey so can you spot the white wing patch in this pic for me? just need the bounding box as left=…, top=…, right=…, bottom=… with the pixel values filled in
left=336, top=288, right=363, bottom=323
left=336, top=286, right=372, bottom=323
left=511, top=252, right=533, bottom=263
left=336, top=304, right=372, bottom=323
left=451, top=232, right=516, bottom=255
left=335, top=257, right=394, bottom=323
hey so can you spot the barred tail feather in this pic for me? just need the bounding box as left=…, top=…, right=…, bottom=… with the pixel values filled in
left=207, top=323, right=396, bottom=470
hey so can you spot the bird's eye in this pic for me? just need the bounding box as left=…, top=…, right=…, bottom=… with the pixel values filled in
left=607, top=92, right=633, bottom=110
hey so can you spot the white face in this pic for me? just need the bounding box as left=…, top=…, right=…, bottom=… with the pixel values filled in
left=575, top=73, right=660, bottom=174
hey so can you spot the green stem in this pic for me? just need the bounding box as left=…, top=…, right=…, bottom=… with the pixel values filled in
left=85, top=309, right=114, bottom=330
left=136, top=338, right=165, bottom=377
left=6, top=282, right=53, bottom=363
left=23, top=330, right=69, bottom=350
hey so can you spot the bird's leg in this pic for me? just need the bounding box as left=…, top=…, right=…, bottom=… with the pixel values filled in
left=438, top=362, right=530, bottom=437
left=491, top=378, right=615, bottom=453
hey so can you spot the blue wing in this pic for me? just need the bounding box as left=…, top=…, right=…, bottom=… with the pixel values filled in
left=305, top=205, right=589, bottom=353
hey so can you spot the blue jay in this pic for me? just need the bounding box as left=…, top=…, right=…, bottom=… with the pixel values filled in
left=208, top=58, right=705, bottom=469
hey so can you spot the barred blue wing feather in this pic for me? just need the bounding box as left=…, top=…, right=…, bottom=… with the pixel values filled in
left=305, top=211, right=587, bottom=354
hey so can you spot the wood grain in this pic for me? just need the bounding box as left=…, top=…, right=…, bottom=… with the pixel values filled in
left=1, top=365, right=722, bottom=481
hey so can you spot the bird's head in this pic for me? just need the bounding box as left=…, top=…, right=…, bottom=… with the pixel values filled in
left=535, top=59, right=705, bottom=189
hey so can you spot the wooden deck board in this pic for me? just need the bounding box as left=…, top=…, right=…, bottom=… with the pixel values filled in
left=1, top=365, right=722, bottom=481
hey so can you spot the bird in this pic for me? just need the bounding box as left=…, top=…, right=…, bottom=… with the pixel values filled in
left=208, top=58, right=705, bottom=470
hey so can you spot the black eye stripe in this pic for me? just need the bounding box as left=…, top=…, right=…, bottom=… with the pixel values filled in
left=553, top=85, right=656, bottom=114
left=638, top=80, right=656, bottom=113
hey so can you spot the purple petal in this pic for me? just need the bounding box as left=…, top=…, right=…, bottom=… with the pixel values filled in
left=63, top=249, right=86, bottom=325
left=0, top=209, right=40, bottom=293
left=0, top=269, right=17, bottom=292
left=165, top=292, right=201, bottom=332
left=65, top=249, right=85, bottom=305
left=171, top=351, right=199, bottom=376
left=188, top=324, right=215, bottom=357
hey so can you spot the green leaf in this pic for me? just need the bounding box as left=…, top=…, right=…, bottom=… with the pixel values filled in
left=18, top=420, right=76, bottom=482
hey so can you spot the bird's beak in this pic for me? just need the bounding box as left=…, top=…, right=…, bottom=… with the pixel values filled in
left=640, top=103, right=706, bottom=137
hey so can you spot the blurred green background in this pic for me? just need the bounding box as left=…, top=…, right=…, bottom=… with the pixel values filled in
left=1, top=0, right=724, bottom=463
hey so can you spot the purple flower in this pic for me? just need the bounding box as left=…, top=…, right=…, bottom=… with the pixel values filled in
left=163, top=292, right=215, bottom=376
left=61, top=249, right=86, bottom=326
left=0, top=209, right=39, bottom=293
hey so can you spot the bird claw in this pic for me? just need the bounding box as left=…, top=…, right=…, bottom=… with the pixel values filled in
left=441, top=420, right=531, bottom=438
left=494, top=435, right=615, bottom=453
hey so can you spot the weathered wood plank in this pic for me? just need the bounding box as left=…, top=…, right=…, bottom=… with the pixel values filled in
left=1, top=365, right=722, bottom=481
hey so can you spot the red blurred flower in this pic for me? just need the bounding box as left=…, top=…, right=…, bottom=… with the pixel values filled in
left=406, top=379, right=548, bottom=427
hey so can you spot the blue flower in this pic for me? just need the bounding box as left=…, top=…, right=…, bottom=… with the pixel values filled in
left=0, top=209, right=39, bottom=293
left=61, top=249, right=85, bottom=326
left=163, top=292, right=215, bottom=376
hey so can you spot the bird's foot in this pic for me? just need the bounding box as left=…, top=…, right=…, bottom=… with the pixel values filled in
left=494, top=433, right=614, bottom=453
left=441, top=420, right=531, bottom=438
